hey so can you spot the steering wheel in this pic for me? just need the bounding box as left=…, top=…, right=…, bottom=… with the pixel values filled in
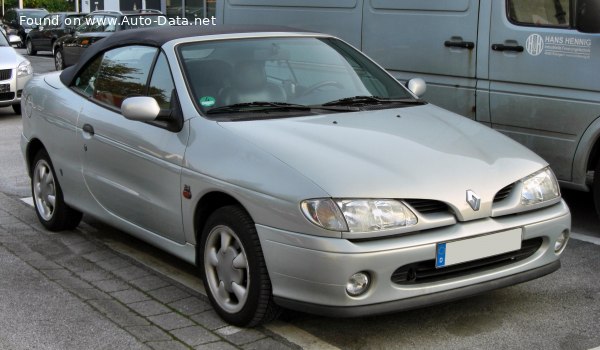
left=298, top=80, right=344, bottom=97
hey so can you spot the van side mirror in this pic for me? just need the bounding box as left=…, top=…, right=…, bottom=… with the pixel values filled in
left=575, top=0, right=600, bottom=33
left=406, top=78, right=426, bottom=97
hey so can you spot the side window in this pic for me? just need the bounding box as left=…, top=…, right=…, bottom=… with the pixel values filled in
left=72, top=55, right=103, bottom=97
left=93, top=46, right=157, bottom=109
left=507, top=0, right=570, bottom=27
left=148, top=53, right=175, bottom=109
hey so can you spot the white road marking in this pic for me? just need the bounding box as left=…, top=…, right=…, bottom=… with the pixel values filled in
left=265, top=321, right=341, bottom=350
left=216, top=325, right=243, bottom=336
left=20, top=196, right=34, bottom=207
left=571, top=232, right=600, bottom=246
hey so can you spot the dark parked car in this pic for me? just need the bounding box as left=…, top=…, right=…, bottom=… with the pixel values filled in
left=1, top=8, right=49, bottom=47
left=53, top=10, right=166, bottom=70
left=25, top=12, right=87, bottom=55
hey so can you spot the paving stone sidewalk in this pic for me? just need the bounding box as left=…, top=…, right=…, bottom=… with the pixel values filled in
left=0, top=192, right=298, bottom=350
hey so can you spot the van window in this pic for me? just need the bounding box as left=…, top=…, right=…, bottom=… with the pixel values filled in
left=507, top=0, right=570, bottom=27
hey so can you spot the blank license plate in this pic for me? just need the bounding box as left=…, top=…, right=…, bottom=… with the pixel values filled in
left=0, top=84, right=9, bottom=93
left=436, top=228, right=522, bottom=268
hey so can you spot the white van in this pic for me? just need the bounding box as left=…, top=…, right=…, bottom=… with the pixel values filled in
left=217, top=0, right=600, bottom=217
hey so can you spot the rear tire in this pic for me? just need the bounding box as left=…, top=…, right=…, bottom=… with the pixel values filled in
left=26, top=38, right=37, bottom=55
left=31, top=149, right=83, bottom=231
left=594, top=159, right=600, bottom=219
left=12, top=103, right=21, bottom=115
left=199, top=205, right=280, bottom=327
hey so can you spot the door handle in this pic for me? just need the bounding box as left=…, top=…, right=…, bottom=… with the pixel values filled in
left=491, top=44, right=524, bottom=52
left=82, top=123, right=94, bottom=136
left=444, top=40, right=475, bottom=49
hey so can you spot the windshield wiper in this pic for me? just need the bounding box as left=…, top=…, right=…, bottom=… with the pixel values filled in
left=321, top=95, right=426, bottom=107
left=207, top=101, right=357, bottom=114
left=206, top=102, right=311, bottom=114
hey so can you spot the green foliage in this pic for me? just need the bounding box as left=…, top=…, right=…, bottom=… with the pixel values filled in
left=4, top=0, right=75, bottom=12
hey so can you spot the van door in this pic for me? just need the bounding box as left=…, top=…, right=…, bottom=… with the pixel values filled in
left=362, top=0, right=480, bottom=119
left=488, top=0, right=600, bottom=182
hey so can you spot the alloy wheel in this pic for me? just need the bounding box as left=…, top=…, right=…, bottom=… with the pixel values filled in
left=204, top=225, right=250, bottom=313
left=33, top=159, right=56, bottom=221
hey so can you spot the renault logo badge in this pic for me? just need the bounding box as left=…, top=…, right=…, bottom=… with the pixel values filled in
left=466, top=190, right=481, bottom=211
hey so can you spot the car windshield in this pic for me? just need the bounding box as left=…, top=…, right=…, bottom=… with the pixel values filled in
left=178, top=37, right=416, bottom=119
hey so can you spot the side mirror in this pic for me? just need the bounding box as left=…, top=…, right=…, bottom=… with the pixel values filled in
left=121, top=96, right=160, bottom=121
left=406, top=78, right=426, bottom=97
left=575, top=0, right=600, bottom=33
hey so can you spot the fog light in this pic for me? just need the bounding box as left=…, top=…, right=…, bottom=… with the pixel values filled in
left=554, top=230, right=569, bottom=253
left=346, top=272, right=370, bottom=296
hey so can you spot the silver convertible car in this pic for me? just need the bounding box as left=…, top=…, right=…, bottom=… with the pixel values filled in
left=21, top=26, right=571, bottom=326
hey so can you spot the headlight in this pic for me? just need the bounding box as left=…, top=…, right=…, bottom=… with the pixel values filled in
left=17, top=60, right=33, bottom=77
left=301, top=199, right=417, bottom=232
left=301, top=199, right=348, bottom=231
left=520, top=167, right=560, bottom=205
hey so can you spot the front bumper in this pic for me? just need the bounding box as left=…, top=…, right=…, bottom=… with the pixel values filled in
left=257, top=200, right=570, bottom=316
left=0, top=70, right=31, bottom=107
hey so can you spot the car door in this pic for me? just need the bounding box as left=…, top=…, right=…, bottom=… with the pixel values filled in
left=488, top=0, right=600, bottom=182
left=74, top=46, right=189, bottom=243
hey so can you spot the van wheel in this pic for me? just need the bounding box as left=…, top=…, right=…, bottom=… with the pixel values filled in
left=594, top=160, right=600, bottom=219
left=31, top=150, right=83, bottom=231
left=26, top=38, right=37, bottom=55
left=12, top=103, right=21, bottom=115
left=199, top=206, right=280, bottom=327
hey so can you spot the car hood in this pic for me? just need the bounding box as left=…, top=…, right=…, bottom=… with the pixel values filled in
left=218, top=105, right=548, bottom=220
left=0, top=46, right=26, bottom=69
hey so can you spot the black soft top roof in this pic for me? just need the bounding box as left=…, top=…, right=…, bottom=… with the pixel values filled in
left=59, top=25, right=311, bottom=86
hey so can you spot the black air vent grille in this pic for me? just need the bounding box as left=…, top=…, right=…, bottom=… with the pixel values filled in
left=494, top=183, right=515, bottom=203
left=404, top=199, right=449, bottom=215
left=0, top=69, right=12, bottom=81
left=0, top=92, right=15, bottom=101
left=391, top=237, right=542, bottom=284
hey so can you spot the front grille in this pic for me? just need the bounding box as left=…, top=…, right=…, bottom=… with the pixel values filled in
left=391, top=237, right=543, bottom=284
left=404, top=199, right=449, bottom=215
left=0, top=92, right=15, bottom=101
left=494, top=183, right=515, bottom=202
left=0, top=69, right=11, bottom=81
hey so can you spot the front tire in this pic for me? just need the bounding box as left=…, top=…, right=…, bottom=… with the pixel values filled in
left=12, top=103, right=21, bottom=115
left=200, top=206, right=280, bottom=327
left=54, top=48, right=65, bottom=71
left=31, top=150, right=82, bottom=231
left=26, top=38, right=37, bottom=55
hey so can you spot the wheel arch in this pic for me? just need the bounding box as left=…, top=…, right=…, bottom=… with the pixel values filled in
left=193, top=191, right=250, bottom=265
left=25, top=138, right=47, bottom=177
left=572, top=114, right=600, bottom=189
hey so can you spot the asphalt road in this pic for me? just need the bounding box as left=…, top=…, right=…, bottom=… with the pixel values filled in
left=1, top=49, right=599, bottom=350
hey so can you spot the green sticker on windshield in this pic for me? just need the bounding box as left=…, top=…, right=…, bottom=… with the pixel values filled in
left=200, top=96, right=216, bottom=107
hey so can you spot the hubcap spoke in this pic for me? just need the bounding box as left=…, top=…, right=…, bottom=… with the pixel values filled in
left=232, top=252, right=247, bottom=270
left=220, top=230, right=232, bottom=252
left=231, top=282, right=247, bottom=301
left=208, top=247, right=219, bottom=267
left=46, top=194, right=56, bottom=208
left=217, top=281, right=229, bottom=301
left=45, top=170, right=54, bottom=186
